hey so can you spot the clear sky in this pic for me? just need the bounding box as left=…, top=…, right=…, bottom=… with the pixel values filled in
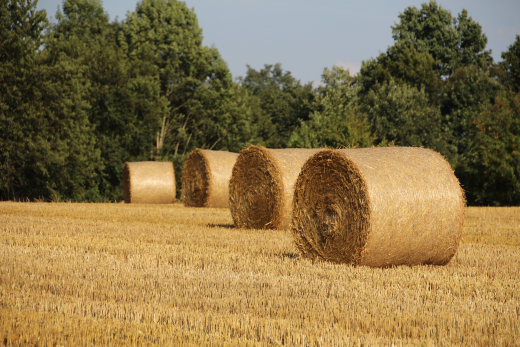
left=37, top=0, right=520, bottom=85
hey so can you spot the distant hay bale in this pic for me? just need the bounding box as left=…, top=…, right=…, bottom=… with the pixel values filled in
left=229, top=146, right=323, bottom=230
left=123, top=162, right=176, bottom=204
left=182, top=149, right=239, bottom=208
left=292, top=147, right=465, bottom=267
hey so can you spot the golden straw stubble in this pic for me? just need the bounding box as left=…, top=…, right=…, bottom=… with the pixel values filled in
left=292, top=147, right=465, bottom=267
left=123, top=161, right=176, bottom=204
left=229, top=146, right=323, bottom=230
left=181, top=149, right=238, bottom=208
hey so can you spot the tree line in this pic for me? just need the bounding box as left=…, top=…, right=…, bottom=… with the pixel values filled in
left=1, top=0, right=519, bottom=205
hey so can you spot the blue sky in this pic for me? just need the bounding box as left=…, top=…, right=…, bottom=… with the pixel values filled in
left=37, top=0, right=520, bottom=85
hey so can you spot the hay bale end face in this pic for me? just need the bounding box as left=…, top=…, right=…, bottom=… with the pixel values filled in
left=123, top=161, right=176, bottom=204
left=229, top=146, right=323, bottom=230
left=181, top=149, right=239, bottom=208
left=292, top=147, right=465, bottom=267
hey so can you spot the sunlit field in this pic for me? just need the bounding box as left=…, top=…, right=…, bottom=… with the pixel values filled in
left=1, top=202, right=519, bottom=346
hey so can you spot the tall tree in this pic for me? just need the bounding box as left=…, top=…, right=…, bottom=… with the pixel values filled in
left=359, top=1, right=492, bottom=104
left=120, top=0, right=248, bottom=157
left=240, top=63, right=314, bottom=148
left=47, top=0, right=165, bottom=201
left=214, top=81, right=263, bottom=152
left=120, top=0, right=256, bottom=196
left=441, top=65, right=504, bottom=166
left=0, top=0, right=101, bottom=201
left=358, top=45, right=442, bottom=103
left=458, top=92, right=520, bottom=205
left=391, top=1, right=492, bottom=77
left=500, top=35, right=520, bottom=93
left=360, top=79, right=449, bottom=156
left=289, top=66, right=373, bottom=149
left=0, top=0, right=47, bottom=62
left=0, top=0, right=48, bottom=198
left=357, top=0, right=499, bottom=181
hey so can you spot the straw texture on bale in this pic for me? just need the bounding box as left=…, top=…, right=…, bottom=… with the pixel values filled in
left=292, top=147, right=465, bottom=267
left=229, top=146, right=323, bottom=230
left=123, top=161, right=176, bottom=204
left=181, top=149, right=239, bottom=208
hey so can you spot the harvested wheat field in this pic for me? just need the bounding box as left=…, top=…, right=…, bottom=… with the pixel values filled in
left=0, top=203, right=519, bottom=346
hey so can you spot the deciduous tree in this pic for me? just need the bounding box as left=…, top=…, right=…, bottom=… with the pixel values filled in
left=458, top=92, right=520, bottom=205
left=1, top=0, right=101, bottom=201
left=441, top=65, right=504, bottom=165
left=289, top=66, right=373, bottom=148
left=47, top=0, right=165, bottom=200
left=240, top=63, right=313, bottom=148
left=360, top=79, right=448, bottom=156
left=120, top=0, right=257, bottom=196
left=500, top=35, right=520, bottom=92
left=120, top=0, right=250, bottom=158
left=391, top=1, right=492, bottom=77
left=358, top=45, right=442, bottom=104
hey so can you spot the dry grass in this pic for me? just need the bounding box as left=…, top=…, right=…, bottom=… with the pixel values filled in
left=463, top=206, right=520, bottom=246
left=0, top=202, right=519, bottom=346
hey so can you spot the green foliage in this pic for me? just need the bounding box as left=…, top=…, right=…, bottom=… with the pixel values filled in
left=0, top=0, right=47, bottom=61
left=215, top=82, right=263, bottom=152
left=240, top=63, right=314, bottom=148
left=289, top=66, right=374, bottom=148
left=500, top=35, right=520, bottom=92
left=55, top=0, right=109, bottom=40
left=391, top=1, right=492, bottom=77
left=359, top=1, right=492, bottom=106
left=360, top=79, right=448, bottom=156
left=359, top=45, right=442, bottom=103
left=357, top=0, right=495, bottom=173
left=26, top=53, right=101, bottom=201
left=441, top=65, right=504, bottom=165
left=0, top=0, right=101, bottom=201
left=121, top=0, right=238, bottom=154
left=47, top=0, right=165, bottom=201
left=458, top=92, right=520, bottom=205
left=120, top=0, right=257, bottom=197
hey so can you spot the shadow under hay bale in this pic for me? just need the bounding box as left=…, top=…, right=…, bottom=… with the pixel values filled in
left=182, top=149, right=238, bottom=208
left=123, top=162, right=176, bottom=204
left=292, top=147, right=465, bottom=267
left=229, top=146, right=323, bottom=230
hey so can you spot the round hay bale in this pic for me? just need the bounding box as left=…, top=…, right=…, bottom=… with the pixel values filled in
left=181, top=149, right=239, bottom=208
left=229, top=146, right=323, bottom=230
left=123, top=161, right=176, bottom=204
left=292, top=147, right=465, bottom=267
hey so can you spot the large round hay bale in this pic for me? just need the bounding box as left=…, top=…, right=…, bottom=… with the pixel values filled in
left=123, top=161, right=176, bottom=204
left=229, top=146, right=323, bottom=230
left=292, top=147, right=465, bottom=267
left=181, top=149, right=239, bottom=208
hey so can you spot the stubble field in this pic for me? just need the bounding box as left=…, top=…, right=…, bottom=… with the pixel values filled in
left=0, top=202, right=519, bottom=346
